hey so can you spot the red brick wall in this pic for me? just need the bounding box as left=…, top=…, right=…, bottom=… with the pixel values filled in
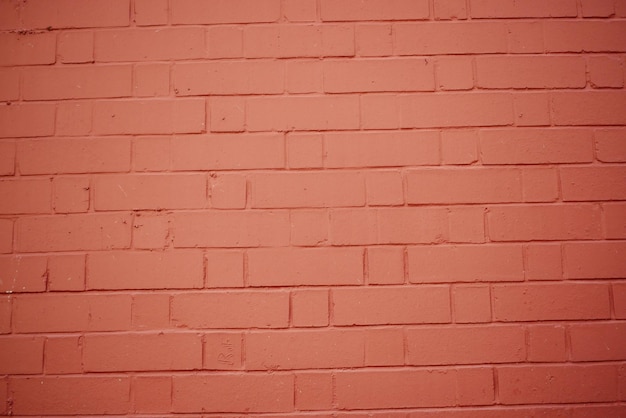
left=1, top=0, right=626, bottom=416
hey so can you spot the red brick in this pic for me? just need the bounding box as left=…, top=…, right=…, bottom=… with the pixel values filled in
left=55, top=101, right=93, bottom=136
left=561, top=166, right=626, bottom=201
left=171, top=291, right=288, bottom=329
left=0, top=336, right=44, bottom=374
left=286, top=60, right=323, bottom=93
left=0, top=219, right=12, bottom=254
left=53, top=176, right=90, bottom=213
left=563, top=242, right=626, bottom=279
left=507, top=21, right=544, bottom=54
left=605, top=203, right=626, bottom=238
left=406, top=168, right=521, bottom=204
left=378, top=207, right=448, bottom=244
left=48, top=254, right=86, bottom=291
left=545, top=21, right=626, bottom=52
left=131, top=293, right=170, bottom=330
left=616, top=283, right=626, bottom=319
left=205, top=332, right=243, bottom=370
left=10, top=376, right=130, bottom=415
left=448, top=206, right=485, bottom=243
left=0, top=32, right=56, bottom=66
left=361, top=94, right=400, bottom=129
left=206, top=250, right=244, bottom=288
left=171, top=0, right=280, bottom=24
left=493, top=283, right=610, bottom=321
left=207, top=26, right=243, bottom=58
left=395, top=22, right=507, bottom=55
left=248, top=247, right=363, bottom=286
left=0, top=1, right=20, bottom=30
left=290, top=209, right=329, bottom=246
left=366, top=170, right=404, bottom=206
left=134, top=0, right=168, bottom=25
left=329, top=208, right=378, bottom=245
left=618, top=0, right=626, bottom=16
left=407, top=325, right=525, bottom=365
left=0, top=141, right=15, bottom=176
left=0, top=103, right=55, bottom=138
left=252, top=171, right=365, bottom=208
left=0, top=179, right=51, bottom=215
left=133, top=137, right=170, bottom=171
left=514, top=92, right=550, bottom=126
left=399, top=93, right=514, bottom=128
left=335, top=368, right=493, bottom=409
left=132, top=212, right=171, bottom=249
left=172, top=374, right=293, bottom=413
left=0, top=68, right=19, bottom=101
left=553, top=91, right=626, bottom=125
left=283, top=0, right=317, bottom=21
left=570, top=323, right=626, bottom=361
left=321, top=0, right=429, bottom=21
left=477, top=56, right=585, bottom=89
left=0, top=296, right=9, bottom=334
left=434, top=0, right=467, bottom=19
left=133, top=376, right=171, bottom=414
left=356, top=24, right=393, bottom=56
left=209, top=173, right=246, bottom=209
left=408, top=245, right=524, bottom=283
left=588, top=56, right=624, bottom=88
left=17, top=213, right=131, bottom=252
left=527, top=325, right=567, bottom=362
left=596, top=129, right=626, bottom=162
left=498, top=364, right=618, bottom=404
left=470, top=0, right=577, bottom=18
left=13, top=293, right=131, bottom=333
left=57, top=30, right=93, bottom=63
left=366, top=328, right=404, bottom=366
left=572, top=406, right=626, bottom=418
left=525, top=244, right=562, bottom=281
left=44, top=336, right=82, bottom=374
left=296, top=372, right=333, bottom=410
left=441, top=130, right=478, bottom=165
left=95, top=28, right=204, bottom=62
left=247, top=329, right=364, bottom=369
left=247, top=96, right=360, bottom=131
left=21, top=0, right=129, bottom=29
left=453, top=285, right=491, bottom=323
left=88, top=251, right=204, bottom=290
left=488, top=204, right=602, bottom=241
left=0, top=255, right=47, bottom=293
left=84, top=333, right=202, bottom=372
left=172, top=134, right=284, bottom=170
left=436, top=56, right=473, bottom=90
left=480, top=128, right=592, bottom=164
left=333, top=286, right=450, bottom=325
left=287, top=133, right=323, bottom=168
left=173, top=211, right=289, bottom=248
left=521, top=167, right=559, bottom=202
left=292, top=289, right=329, bottom=327
left=209, top=97, right=245, bottom=132
left=368, top=246, right=404, bottom=285
left=93, top=99, right=205, bottom=135
left=133, top=63, right=170, bottom=97
left=18, top=137, right=131, bottom=174
left=325, top=131, right=439, bottom=168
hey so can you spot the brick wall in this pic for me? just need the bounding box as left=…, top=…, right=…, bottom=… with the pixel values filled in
left=1, top=0, right=626, bottom=416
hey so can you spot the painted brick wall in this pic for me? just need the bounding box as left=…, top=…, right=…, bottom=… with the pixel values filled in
left=1, top=0, right=626, bottom=416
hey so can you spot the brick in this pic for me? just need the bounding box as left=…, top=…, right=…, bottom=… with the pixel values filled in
left=407, top=325, right=525, bottom=365
left=0, top=336, right=44, bottom=374
left=434, top=0, right=467, bottom=19
left=247, top=96, right=360, bottom=131
left=283, top=0, right=317, bottom=21
left=0, top=68, right=19, bottom=101
left=84, top=333, right=202, bottom=372
left=335, top=368, right=493, bottom=409
left=368, top=246, right=404, bottom=285
left=498, top=364, right=618, bottom=404
left=134, top=0, right=168, bottom=25
left=0, top=255, right=47, bottom=293
left=172, top=374, right=293, bottom=413
left=95, top=28, right=204, bottom=62
left=0, top=103, right=55, bottom=138
left=615, top=283, right=626, bottom=319
left=171, top=0, right=280, bottom=24
left=399, top=93, right=514, bottom=128
left=470, top=0, right=577, bottom=18
left=507, top=21, right=544, bottom=54
left=525, top=244, right=562, bottom=280
left=207, top=26, right=243, bottom=58
left=10, top=376, right=130, bottom=415
left=514, top=92, right=550, bottom=126
left=175, top=61, right=283, bottom=96
left=56, top=101, right=93, bottom=136
left=13, top=293, right=131, bottom=333
left=448, top=206, right=485, bottom=243
left=133, top=63, right=170, bottom=97
left=88, top=251, right=204, bottom=290
left=296, top=372, right=333, bottom=410
left=436, top=56, right=473, bottom=90
left=321, top=0, right=429, bottom=21
left=0, top=32, right=56, bottom=66
left=408, top=245, right=524, bottom=283
left=93, top=99, right=205, bottom=135
left=171, top=291, right=288, bottom=329
left=290, top=209, right=329, bottom=246
left=441, top=130, right=478, bottom=165
left=552, top=91, right=626, bottom=125
left=528, top=325, right=567, bottom=362
left=588, top=56, right=624, bottom=88
left=286, top=60, right=323, bottom=93
left=0, top=141, right=14, bottom=175
left=0, top=296, right=9, bottom=334
left=205, top=250, right=244, bottom=288
left=407, top=168, right=522, bottom=204
left=44, top=336, right=82, bottom=374
left=563, top=242, right=626, bottom=279
left=0, top=1, right=20, bottom=30
left=205, top=332, right=243, bottom=370
left=545, top=21, right=626, bottom=52
left=21, top=0, right=130, bottom=29
left=477, top=56, right=585, bottom=89
left=377, top=207, right=448, bottom=244
left=605, top=203, right=626, bottom=238
left=570, top=323, right=626, bottom=361
left=209, top=97, right=245, bottom=132
left=288, top=133, right=323, bottom=168
left=57, top=30, right=93, bottom=63
left=325, top=131, right=439, bottom=168
left=366, top=170, right=404, bottom=206
left=453, top=285, right=491, bottom=323
left=619, top=0, right=626, bottom=16
left=522, top=167, right=559, bottom=202
left=248, top=247, right=363, bottom=286
left=17, top=213, right=131, bottom=252
left=324, top=58, right=434, bottom=93
left=252, top=171, right=365, bottom=208
left=132, top=212, right=171, bottom=249
left=172, top=134, right=284, bottom=170
left=133, top=137, right=170, bottom=171
left=209, top=173, right=246, bottom=209
left=480, top=128, right=592, bottom=164
left=292, top=289, right=329, bottom=327
left=0, top=179, right=51, bottom=215
left=561, top=166, right=626, bottom=201
left=366, top=328, right=404, bottom=366
left=53, top=176, right=90, bottom=213
left=48, top=254, right=86, bottom=291
left=493, top=283, right=610, bottom=321
left=572, top=406, right=626, bottom=418
left=173, top=211, right=289, bottom=248
left=0, top=219, right=12, bottom=254
left=488, top=204, right=602, bottom=241
left=596, top=129, right=626, bottom=162
left=395, top=22, right=507, bottom=55
left=247, top=329, right=364, bottom=370
left=131, top=294, right=170, bottom=329
left=133, top=376, right=171, bottom=414
left=333, top=286, right=451, bottom=325
left=356, top=24, right=393, bottom=56
left=361, top=94, right=400, bottom=129
left=329, top=208, right=378, bottom=245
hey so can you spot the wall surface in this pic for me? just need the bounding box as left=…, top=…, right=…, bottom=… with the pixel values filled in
left=0, top=0, right=626, bottom=416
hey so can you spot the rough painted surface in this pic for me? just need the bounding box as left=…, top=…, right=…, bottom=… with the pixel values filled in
left=0, top=0, right=625, bottom=416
